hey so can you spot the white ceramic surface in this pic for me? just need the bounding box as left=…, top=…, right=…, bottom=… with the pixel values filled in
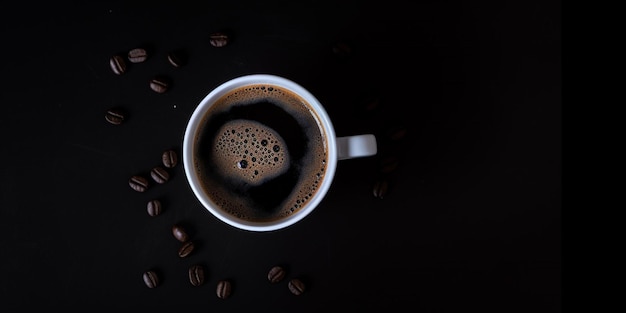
left=183, top=74, right=376, bottom=231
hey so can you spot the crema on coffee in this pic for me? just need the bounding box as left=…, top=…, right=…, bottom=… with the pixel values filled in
left=194, top=84, right=328, bottom=223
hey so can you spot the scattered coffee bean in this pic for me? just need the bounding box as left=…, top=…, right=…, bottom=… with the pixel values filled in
left=149, top=76, right=170, bottom=93
left=288, top=278, right=306, bottom=295
left=209, top=32, right=229, bottom=47
left=216, top=280, right=232, bottom=299
left=171, top=224, right=189, bottom=242
left=379, top=156, right=399, bottom=174
left=162, top=149, right=178, bottom=168
left=127, top=48, right=148, bottom=63
left=353, top=91, right=381, bottom=115
left=373, top=178, right=389, bottom=199
left=178, top=241, right=195, bottom=258
left=267, top=265, right=286, bottom=283
left=386, top=125, right=408, bottom=142
left=129, top=175, right=149, bottom=192
left=188, top=264, right=206, bottom=287
left=109, top=55, right=127, bottom=75
left=147, top=199, right=162, bottom=217
left=167, top=50, right=186, bottom=68
left=151, top=166, right=170, bottom=184
left=332, top=41, right=352, bottom=58
left=362, top=95, right=380, bottom=112
left=143, top=270, right=159, bottom=288
left=105, top=107, right=126, bottom=125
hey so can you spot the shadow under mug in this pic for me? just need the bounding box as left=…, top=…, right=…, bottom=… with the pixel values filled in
left=183, top=74, right=377, bottom=231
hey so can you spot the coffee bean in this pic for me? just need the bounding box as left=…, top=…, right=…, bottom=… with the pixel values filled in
left=167, top=50, right=186, bottom=68
left=188, top=264, right=206, bottom=287
left=386, top=125, right=408, bottom=142
left=147, top=199, right=162, bottom=217
left=267, top=265, right=286, bottom=283
left=288, top=278, right=306, bottom=295
left=172, top=224, right=189, bottom=242
left=332, top=41, right=352, bottom=58
left=129, top=175, right=149, bottom=192
left=373, top=178, right=389, bottom=199
left=150, top=76, right=170, bottom=93
left=353, top=90, right=381, bottom=116
left=151, top=166, right=169, bottom=184
left=216, top=280, right=232, bottom=299
left=109, top=55, right=127, bottom=75
left=178, top=241, right=195, bottom=258
left=162, top=149, right=178, bottom=168
left=209, top=32, right=229, bottom=47
left=127, top=48, right=148, bottom=63
left=362, top=95, right=380, bottom=112
left=105, top=107, right=126, bottom=125
left=379, top=156, right=399, bottom=174
left=143, top=270, right=159, bottom=288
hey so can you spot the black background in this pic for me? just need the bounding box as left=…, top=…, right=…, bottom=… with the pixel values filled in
left=0, top=1, right=561, bottom=311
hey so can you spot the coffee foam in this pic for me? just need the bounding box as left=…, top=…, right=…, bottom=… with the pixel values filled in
left=195, top=84, right=329, bottom=222
left=212, top=119, right=289, bottom=186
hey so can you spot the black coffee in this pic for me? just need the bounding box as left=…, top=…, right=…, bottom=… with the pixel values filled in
left=194, top=83, right=328, bottom=223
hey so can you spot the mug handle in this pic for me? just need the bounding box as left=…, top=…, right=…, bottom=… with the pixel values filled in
left=336, top=134, right=378, bottom=160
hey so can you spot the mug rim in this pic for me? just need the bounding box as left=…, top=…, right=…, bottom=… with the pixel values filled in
left=182, top=74, right=338, bottom=232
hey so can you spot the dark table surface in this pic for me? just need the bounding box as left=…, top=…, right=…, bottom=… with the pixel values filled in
left=0, top=1, right=561, bottom=311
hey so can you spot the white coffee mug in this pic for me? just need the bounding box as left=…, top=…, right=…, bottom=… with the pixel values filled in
left=183, top=74, right=377, bottom=231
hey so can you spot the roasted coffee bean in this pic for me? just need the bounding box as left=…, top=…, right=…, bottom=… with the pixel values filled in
left=362, top=95, right=380, bottom=112
left=216, top=280, right=232, bottom=299
left=188, top=264, right=206, bottom=286
left=386, top=125, right=408, bottom=141
left=129, top=175, right=149, bottom=192
left=267, top=266, right=286, bottom=283
left=147, top=199, right=162, bottom=217
left=143, top=270, right=159, bottom=288
left=172, top=224, right=189, bottom=242
left=209, top=32, right=229, bottom=47
left=167, top=50, right=186, bottom=68
left=379, top=156, right=400, bottom=174
left=151, top=166, right=169, bottom=184
left=178, top=241, right=195, bottom=258
left=332, top=41, right=352, bottom=58
left=105, top=107, right=126, bottom=125
left=162, top=149, right=178, bottom=168
left=353, top=90, right=381, bottom=115
left=373, top=178, right=389, bottom=199
left=149, top=76, right=170, bottom=93
left=127, top=48, right=148, bottom=63
left=109, top=55, right=127, bottom=75
left=288, top=278, right=306, bottom=295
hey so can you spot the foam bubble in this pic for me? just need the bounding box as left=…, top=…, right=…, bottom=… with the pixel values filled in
left=212, top=119, right=289, bottom=186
